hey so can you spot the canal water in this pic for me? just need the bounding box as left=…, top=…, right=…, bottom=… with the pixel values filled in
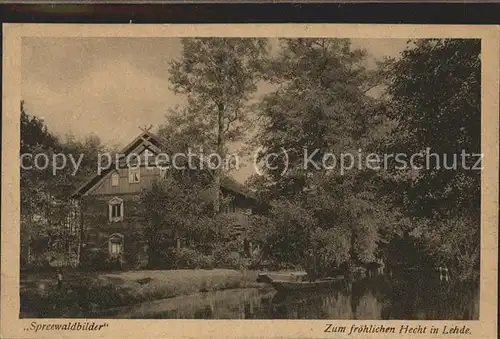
left=99, top=276, right=479, bottom=320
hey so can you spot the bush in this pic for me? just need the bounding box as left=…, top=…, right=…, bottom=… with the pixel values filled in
left=80, top=249, right=122, bottom=271
left=171, top=248, right=214, bottom=269
left=350, top=265, right=367, bottom=279
left=20, top=278, right=132, bottom=318
left=212, top=246, right=246, bottom=269
left=104, top=255, right=123, bottom=271
left=423, top=216, right=480, bottom=283
left=20, top=259, right=55, bottom=273
left=147, top=248, right=175, bottom=269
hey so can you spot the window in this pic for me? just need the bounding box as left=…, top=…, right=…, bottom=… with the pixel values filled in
left=108, top=233, right=124, bottom=257
left=108, top=197, right=124, bottom=222
left=159, top=167, right=167, bottom=179
left=224, top=200, right=236, bottom=213
left=111, top=173, right=119, bottom=186
left=110, top=242, right=122, bottom=255
left=129, top=167, right=140, bottom=183
left=111, top=204, right=121, bottom=218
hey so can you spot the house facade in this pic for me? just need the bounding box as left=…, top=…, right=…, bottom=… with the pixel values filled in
left=71, top=131, right=261, bottom=269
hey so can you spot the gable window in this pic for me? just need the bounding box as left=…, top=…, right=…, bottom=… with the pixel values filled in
left=159, top=167, right=167, bottom=179
left=111, top=172, right=119, bottom=186
left=129, top=167, right=140, bottom=183
left=108, top=197, right=124, bottom=222
left=224, top=199, right=236, bottom=213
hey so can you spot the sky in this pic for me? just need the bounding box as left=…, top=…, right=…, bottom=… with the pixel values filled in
left=22, top=37, right=409, bottom=182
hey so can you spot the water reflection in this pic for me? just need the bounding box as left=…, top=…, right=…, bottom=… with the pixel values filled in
left=98, top=288, right=276, bottom=319
left=99, top=276, right=479, bottom=320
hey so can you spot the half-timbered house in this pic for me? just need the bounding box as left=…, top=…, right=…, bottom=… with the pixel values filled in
left=70, top=130, right=261, bottom=269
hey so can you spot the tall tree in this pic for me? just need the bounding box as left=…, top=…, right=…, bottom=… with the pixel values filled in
left=249, top=39, right=390, bottom=270
left=252, top=38, right=384, bottom=196
left=164, top=38, right=268, bottom=213
left=62, top=132, right=111, bottom=186
left=21, top=100, right=59, bottom=154
left=20, top=101, right=66, bottom=263
left=20, top=101, right=113, bottom=265
left=381, top=39, right=481, bottom=280
left=382, top=39, right=481, bottom=220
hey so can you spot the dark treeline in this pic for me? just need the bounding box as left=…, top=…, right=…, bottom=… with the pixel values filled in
left=245, top=39, right=480, bottom=282
left=20, top=101, right=116, bottom=267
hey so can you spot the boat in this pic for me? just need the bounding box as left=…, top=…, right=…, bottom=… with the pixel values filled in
left=256, top=272, right=308, bottom=284
left=270, top=276, right=346, bottom=292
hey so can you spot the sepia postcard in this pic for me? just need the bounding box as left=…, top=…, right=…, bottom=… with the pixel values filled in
left=1, top=23, right=499, bottom=339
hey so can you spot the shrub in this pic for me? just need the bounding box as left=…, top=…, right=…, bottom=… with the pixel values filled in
left=80, top=249, right=123, bottom=271
left=423, top=216, right=480, bottom=282
left=147, top=248, right=175, bottom=269
left=212, top=246, right=246, bottom=269
left=171, top=248, right=214, bottom=269
left=104, top=255, right=123, bottom=271
left=350, top=265, right=366, bottom=279
left=20, top=259, right=54, bottom=274
left=20, top=278, right=132, bottom=317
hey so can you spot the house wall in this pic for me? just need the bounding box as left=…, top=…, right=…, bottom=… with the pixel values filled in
left=79, top=164, right=259, bottom=268
left=81, top=195, right=148, bottom=268
left=90, top=166, right=163, bottom=195
left=80, top=192, right=255, bottom=268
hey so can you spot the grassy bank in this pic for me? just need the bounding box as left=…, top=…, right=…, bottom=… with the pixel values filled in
left=20, top=269, right=262, bottom=318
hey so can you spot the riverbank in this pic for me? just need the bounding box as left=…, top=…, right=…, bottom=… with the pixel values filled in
left=85, top=275, right=481, bottom=320
left=20, top=269, right=264, bottom=318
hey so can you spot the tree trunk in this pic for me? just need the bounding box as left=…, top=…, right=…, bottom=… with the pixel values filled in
left=213, top=103, right=225, bottom=215
left=77, top=199, right=84, bottom=266
left=350, top=226, right=356, bottom=263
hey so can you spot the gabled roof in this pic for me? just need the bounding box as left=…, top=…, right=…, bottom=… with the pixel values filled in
left=220, top=176, right=257, bottom=200
left=71, top=130, right=257, bottom=201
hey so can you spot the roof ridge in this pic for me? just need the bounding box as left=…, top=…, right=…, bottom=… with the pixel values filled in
left=72, top=130, right=256, bottom=201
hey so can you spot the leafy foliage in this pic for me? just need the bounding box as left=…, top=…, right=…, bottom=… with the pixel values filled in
left=20, top=101, right=114, bottom=266
left=249, top=200, right=316, bottom=267
left=161, top=38, right=269, bottom=213
left=139, top=172, right=242, bottom=269
left=423, top=216, right=480, bottom=281
left=166, top=38, right=268, bottom=151
left=382, top=39, right=481, bottom=220
left=246, top=39, right=390, bottom=273
left=379, top=39, right=481, bottom=280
